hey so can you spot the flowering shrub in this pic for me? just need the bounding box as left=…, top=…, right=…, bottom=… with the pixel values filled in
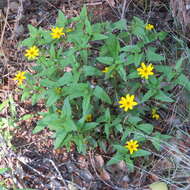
left=18, top=6, right=190, bottom=171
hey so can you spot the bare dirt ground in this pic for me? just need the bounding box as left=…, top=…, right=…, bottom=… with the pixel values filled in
left=1, top=0, right=190, bottom=189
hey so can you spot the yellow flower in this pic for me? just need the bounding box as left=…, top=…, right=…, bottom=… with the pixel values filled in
left=55, top=88, right=62, bottom=95
left=25, top=46, right=39, bottom=60
left=151, top=109, right=160, bottom=120
left=125, top=140, right=139, bottom=154
left=13, top=71, right=26, bottom=85
left=85, top=114, right=93, bottom=122
left=118, top=94, right=138, bottom=112
left=66, top=28, right=73, bottom=33
left=50, top=27, right=65, bottom=39
left=145, top=24, right=154, bottom=31
left=56, top=109, right=62, bottom=113
left=137, top=62, right=154, bottom=79
left=102, top=67, right=109, bottom=73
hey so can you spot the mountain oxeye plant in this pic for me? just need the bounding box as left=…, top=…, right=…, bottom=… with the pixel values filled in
left=15, top=6, right=190, bottom=171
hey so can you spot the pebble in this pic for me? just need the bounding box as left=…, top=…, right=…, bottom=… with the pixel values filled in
left=9, top=1, right=20, bottom=13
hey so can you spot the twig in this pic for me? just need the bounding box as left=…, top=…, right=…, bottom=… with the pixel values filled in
left=121, top=0, right=132, bottom=19
left=44, top=158, right=68, bottom=189
left=0, top=0, right=9, bottom=47
left=10, top=0, right=23, bottom=40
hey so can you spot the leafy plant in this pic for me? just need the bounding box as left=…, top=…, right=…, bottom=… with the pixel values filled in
left=18, top=6, right=190, bottom=170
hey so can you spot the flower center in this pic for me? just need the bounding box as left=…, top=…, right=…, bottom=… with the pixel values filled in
left=30, top=50, right=35, bottom=55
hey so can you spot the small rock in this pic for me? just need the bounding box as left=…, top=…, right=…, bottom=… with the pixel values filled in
left=79, top=170, right=94, bottom=181
left=9, top=2, right=19, bottom=13
left=149, top=181, right=168, bottom=190
left=100, top=169, right=110, bottom=181
left=15, top=24, right=24, bottom=38
left=121, top=175, right=129, bottom=188
left=95, top=155, right=104, bottom=168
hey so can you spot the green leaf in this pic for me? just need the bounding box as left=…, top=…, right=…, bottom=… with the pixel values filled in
left=73, top=135, right=87, bottom=154
left=93, top=86, right=111, bottom=104
left=80, top=5, right=87, bottom=19
left=133, top=133, right=146, bottom=142
left=40, top=79, right=58, bottom=88
left=154, top=91, right=174, bottom=102
left=56, top=11, right=67, bottom=27
left=176, top=74, right=190, bottom=91
left=104, top=123, right=111, bottom=138
left=64, top=119, right=77, bottom=132
left=46, top=91, right=59, bottom=107
left=28, top=24, right=38, bottom=38
left=131, top=149, right=151, bottom=157
left=146, top=48, right=165, bottom=62
left=0, top=168, right=9, bottom=174
left=83, top=66, right=102, bottom=76
left=107, top=153, right=124, bottom=166
left=117, top=65, right=127, bottom=81
left=127, top=71, right=139, bottom=79
left=157, top=31, right=168, bottom=41
left=134, top=53, right=143, bottom=66
left=128, top=116, right=142, bottom=125
left=121, top=45, right=141, bottom=53
left=91, top=34, right=108, bottom=41
left=151, top=132, right=172, bottom=151
left=112, top=19, right=127, bottom=30
left=63, top=83, right=89, bottom=99
left=104, top=108, right=111, bottom=122
left=32, top=125, right=46, bottom=134
left=105, top=35, right=120, bottom=58
left=113, top=145, right=128, bottom=153
left=21, top=37, right=36, bottom=47
left=82, top=122, right=99, bottom=131
left=19, top=114, right=33, bottom=121
left=62, top=97, right=72, bottom=119
left=0, top=99, right=9, bottom=112
left=131, top=17, right=145, bottom=38
left=54, top=130, right=67, bottom=149
left=58, top=72, right=73, bottom=86
left=141, top=90, right=155, bottom=103
left=96, top=56, right=114, bottom=65
left=121, top=128, right=133, bottom=142
left=175, top=57, right=185, bottom=71
left=155, top=65, right=175, bottom=81
left=50, top=44, right=56, bottom=59
left=85, top=17, right=92, bottom=35
left=125, top=156, right=134, bottom=171
left=136, top=123, right=154, bottom=135
left=82, top=95, right=91, bottom=115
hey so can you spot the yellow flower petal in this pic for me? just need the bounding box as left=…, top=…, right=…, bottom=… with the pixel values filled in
left=137, top=62, right=154, bottom=79
left=25, top=46, right=39, bottom=60
left=50, top=27, right=65, bottom=39
left=118, top=94, right=138, bottom=112
left=13, top=71, right=26, bottom=85
left=125, top=139, right=139, bottom=154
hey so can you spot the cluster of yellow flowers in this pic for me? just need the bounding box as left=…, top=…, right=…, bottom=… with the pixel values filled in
left=145, top=24, right=154, bottom=31
left=50, top=27, right=73, bottom=39
left=17, top=23, right=157, bottom=155
left=151, top=109, right=160, bottom=120
left=14, top=27, right=72, bottom=85
left=24, top=27, right=72, bottom=60
left=102, top=67, right=109, bottom=73
left=119, top=24, right=156, bottom=155
left=85, top=114, right=93, bottom=122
